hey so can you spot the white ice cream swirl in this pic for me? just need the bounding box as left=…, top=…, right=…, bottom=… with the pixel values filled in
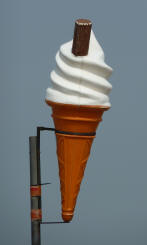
left=46, top=30, right=113, bottom=106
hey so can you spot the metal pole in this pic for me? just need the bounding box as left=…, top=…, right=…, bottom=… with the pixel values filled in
left=29, top=136, right=42, bottom=245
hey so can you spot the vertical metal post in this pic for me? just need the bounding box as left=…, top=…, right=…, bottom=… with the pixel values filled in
left=29, top=136, right=42, bottom=245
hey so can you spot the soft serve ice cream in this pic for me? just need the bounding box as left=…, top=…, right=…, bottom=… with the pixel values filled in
left=46, top=30, right=112, bottom=106
left=45, top=20, right=113, bottom=222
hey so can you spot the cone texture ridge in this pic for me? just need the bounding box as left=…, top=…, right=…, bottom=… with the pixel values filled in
left=46, top=100, right=109, bottom=222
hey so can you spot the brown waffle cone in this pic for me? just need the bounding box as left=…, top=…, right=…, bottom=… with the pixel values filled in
left=46, top=100, right=109, bottom=222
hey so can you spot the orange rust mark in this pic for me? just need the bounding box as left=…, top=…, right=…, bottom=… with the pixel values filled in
left=30, top=185, right=41, bottom=197
left=31, top=209, right=42, bottom=221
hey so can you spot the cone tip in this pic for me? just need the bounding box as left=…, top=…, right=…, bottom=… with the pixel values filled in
left=62, top=212, right=73, bottom=222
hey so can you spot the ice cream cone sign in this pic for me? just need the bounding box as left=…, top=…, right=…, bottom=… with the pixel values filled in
left=45, top=19, right=113, bottom=222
